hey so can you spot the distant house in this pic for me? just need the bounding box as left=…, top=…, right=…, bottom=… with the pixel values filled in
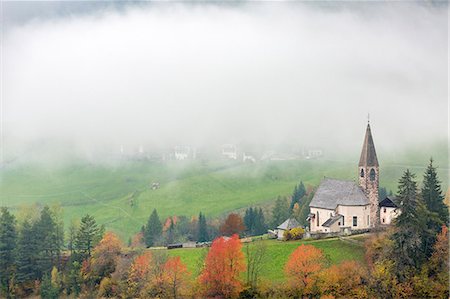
left=379, top=196, right=400, bottom=225
left=222, top=144, right=237, bottom=160
left=273, top=218, right=301, bottom=240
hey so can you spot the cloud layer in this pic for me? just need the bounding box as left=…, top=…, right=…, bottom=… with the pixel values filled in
left=3, top=2, right=448, bottom=157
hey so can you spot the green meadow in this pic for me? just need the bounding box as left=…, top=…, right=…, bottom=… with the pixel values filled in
left=167, top=236, right=367, bottom=282
left=1, top=143, right=447, bottom=240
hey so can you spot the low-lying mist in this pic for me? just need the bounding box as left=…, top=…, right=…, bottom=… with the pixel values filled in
left=2, top=2, right=448, bottom=166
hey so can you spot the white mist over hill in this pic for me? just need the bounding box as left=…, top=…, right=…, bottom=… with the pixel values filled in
left=2, top=2, right=448, bottom=162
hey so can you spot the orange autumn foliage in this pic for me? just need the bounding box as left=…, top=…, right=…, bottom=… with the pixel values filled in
left=127, top=251, right=152, bottom=297
left=90, top=232, right=122, bottom=279
left=285, top=244, right=324, bottom=296
left=163, top=257, right=190, bottom=298
left=199, top=234, right=246, bottom=298
left=220, top=213, right=246, bottom=236
left=318, top=260, right=367, bottom=298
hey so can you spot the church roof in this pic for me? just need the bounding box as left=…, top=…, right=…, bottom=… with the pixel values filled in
left=359, top=123, right=379, bottom=167
left=277, top=218, right=301, bottom=230
left=309, top=178, right=369, bottom=209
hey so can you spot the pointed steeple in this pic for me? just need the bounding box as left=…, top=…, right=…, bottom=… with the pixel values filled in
left=358, top=123, right=379, bottom=167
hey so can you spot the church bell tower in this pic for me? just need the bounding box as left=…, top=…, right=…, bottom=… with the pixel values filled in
left=358, top=121, right=379, bottom=227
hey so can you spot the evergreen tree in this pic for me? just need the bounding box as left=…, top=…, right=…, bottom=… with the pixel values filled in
left=244, top=208, right=255, bottom=235
left=16, top=220, right=38, bottom=283
left=391, top=170, right=430, bottom=280
left=253, top=208, right=267, bottom=235
left=422, top=158, right=448, bottom=225
left=197, top=212, right=209, bottom=242
left=0, top=207, right=17, bottom=297
left=35, top=206, right=62, bottom=277
left=74, top=214, right=101, bottom=261
left=271, top=196, right=290, bottom=227
left=289, top=182, right=306, bottom=210
left=144, top=209, right=162, bottom=247
left=378, top=187, right=388, bottom=201
left=40, top=274, right=58, bottom=299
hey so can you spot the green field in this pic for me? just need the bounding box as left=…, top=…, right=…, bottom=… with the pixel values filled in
left=0, top=144, right=447, bottom=240
left=166, top=237, right=366, bottom=282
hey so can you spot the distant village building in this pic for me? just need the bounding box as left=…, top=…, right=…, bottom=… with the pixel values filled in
left=379, top=196, right=400, bottom=225
left=222, top=144, right=237, bottom=160
left=305, top=149, right=323, bottom=159
left=308, top=122, right=397, bottom=233
left=243, top=152, right=256, bottom=163
left=174, top=146, right=196, bottom=160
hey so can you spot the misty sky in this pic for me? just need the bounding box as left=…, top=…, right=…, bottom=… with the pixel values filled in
left=2, top=2, right=448, bottom=157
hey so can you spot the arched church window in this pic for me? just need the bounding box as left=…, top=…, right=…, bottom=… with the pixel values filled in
left=370, top=168, right=376, bottom=181
left=360, top=169, right=364, bottom=177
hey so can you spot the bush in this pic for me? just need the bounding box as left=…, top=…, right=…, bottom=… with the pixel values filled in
left=284, top=227, right=305, bottom=241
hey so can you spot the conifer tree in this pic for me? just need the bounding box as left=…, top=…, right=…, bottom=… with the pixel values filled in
left=144, top=209, right=162, bottom=247
left=35, top=206, right=62, bottom=277
left=16, top=220, right=38, bottom=283
left=0, top=207, right=17, bottom=296
left=74, top=214, right=102, bottom=261
left=422, top=158, right=448, bottom=225
left=271, top=196, right=290, bottom=227
left=391, top=170, right=429, bottom=279
left=253, top=208, right=267, bottom=236
left=197, top=212, right=209, bottom=242
left=290, top=182, right=306, bottom=210
left=244, top=208, right=255, bottom=235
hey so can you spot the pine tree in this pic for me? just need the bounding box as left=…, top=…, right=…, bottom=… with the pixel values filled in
left=197, top=212, right=209, bottom=242
left=290, top=182, right=306, bottom=210
left=422, top=158, right=448, bottom=225
left=244, top=208, right=255, bottom=235
left=16, top=220, right=38, bottom=283
left=253, top=208, right=267, bottom=236
left=378, top=187, right=388, bottom=201
left=74, top=214, right=101, bottom=261
left=144, top=209, right=162, bottom=247
left=35, top=206, right=62, bottom=277
left=0, top=207, right=17, bottom=296
left=391, top=170, right=429, bottom=280
left=272, top=196, right=290, bottom=227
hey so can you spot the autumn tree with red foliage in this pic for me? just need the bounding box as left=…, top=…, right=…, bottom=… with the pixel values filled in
left=220, top=213, right=246, bottom=236
left=285, top=244, right=324, bottom=297
left=199, top=234, right=246, bottom=298
left=163, top=256, right=190, bottom=299
left=126, top=251, right=152, bottom=297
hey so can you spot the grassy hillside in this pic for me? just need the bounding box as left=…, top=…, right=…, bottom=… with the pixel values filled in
left=0, top=146, right=447, bottom=240
left=167, top=237, right=366, bottom=282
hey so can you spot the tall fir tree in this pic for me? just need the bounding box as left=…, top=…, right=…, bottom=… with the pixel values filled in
left=144, top=209, right=162, bottom=247
left=0, top=208, right=17, bottom=297
left=16, top=220, right=38, bottom=283
left=422, top=158, right=448, bottom=225
left=391, top=169, right=430, bottom=280
left=74, top=214, right=102, bottom=261
left=244, top=208, right=255, bottom=235
left=197, top=212, right=209, bottom=242
left=35, top=206, right=63, bottom=277
left=272, top=196, right=290, bottom=227
left=289, top=182, right=306, bottom=210
left=253, top=208, right=267, bottom=236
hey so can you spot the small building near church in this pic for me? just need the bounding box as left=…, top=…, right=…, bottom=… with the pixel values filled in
left=379, top=196, right=400, bottom=225
left=274, top=218, right=301, bottom=240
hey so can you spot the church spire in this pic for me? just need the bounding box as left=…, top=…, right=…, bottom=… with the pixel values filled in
left=358, top=123, right=379, bottom=167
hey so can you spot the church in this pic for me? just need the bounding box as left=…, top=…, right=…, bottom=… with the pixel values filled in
left=307, top=122, right=383, bottom=233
